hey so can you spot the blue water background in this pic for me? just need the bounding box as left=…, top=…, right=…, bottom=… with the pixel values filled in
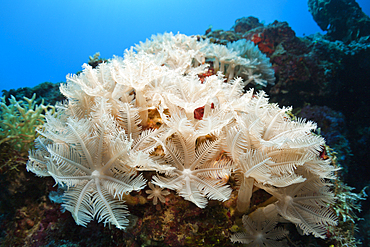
left=1, top=0, right=369, bottom=92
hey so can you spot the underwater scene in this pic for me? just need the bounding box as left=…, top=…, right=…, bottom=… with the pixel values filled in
left=1, top=0, right=370, bottom=246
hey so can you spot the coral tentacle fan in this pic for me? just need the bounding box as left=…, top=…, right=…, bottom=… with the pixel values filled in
left=27, top=32, right=337, bottom=242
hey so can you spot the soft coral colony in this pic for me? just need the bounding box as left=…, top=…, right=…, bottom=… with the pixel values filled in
left=27, top=32, right=338, bottom=243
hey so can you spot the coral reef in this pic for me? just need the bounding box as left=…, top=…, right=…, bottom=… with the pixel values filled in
left=1, top=8, right=370, bottom=245
left=25, top=32, right=339, bottom=246
left=232, top=16, right=264, bottom=34
left=1, top=82, right=65, bottom=106
left=308, top=0, right=370, bottom=43
left=206, top=16, right=370, bottom=209
left=206, top=18, right=331, bottom=107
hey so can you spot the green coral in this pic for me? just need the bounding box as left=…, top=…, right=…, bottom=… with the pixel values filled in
left=326, top=146, right=367, bottom=247
left=0, top=93, right=53, bottom=153
left=328, top=182, right=367, bottom=247
left=88, top=52, right=108, bottom=68
left=334, top=184, right=367, bottom=224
